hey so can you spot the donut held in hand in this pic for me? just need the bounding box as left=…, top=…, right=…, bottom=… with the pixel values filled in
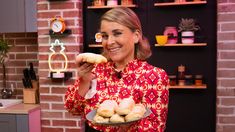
left=76, top=53, right=107, bottom=64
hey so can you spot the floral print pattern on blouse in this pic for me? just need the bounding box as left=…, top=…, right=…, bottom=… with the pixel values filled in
left=65, top=59, right=169, bottom=132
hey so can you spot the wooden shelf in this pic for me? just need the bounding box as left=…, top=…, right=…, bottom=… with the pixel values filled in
left=154, top=1, right=207, bottom=7
left=169, top=84, right=207, bottom=89
left=88, top=44, right=103, bottom=47
left=155, top=43, right=207, bottom=47
left=87, top=4, right=137, bottom=9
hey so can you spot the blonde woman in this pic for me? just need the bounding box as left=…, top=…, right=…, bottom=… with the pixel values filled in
left=65, top=7, right=169, bottom=132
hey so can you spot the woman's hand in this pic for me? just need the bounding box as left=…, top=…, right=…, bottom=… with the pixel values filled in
left=76, top=56, right=95, bottom=97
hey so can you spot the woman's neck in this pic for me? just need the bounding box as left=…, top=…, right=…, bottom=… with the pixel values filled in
left=114, top=58, right=135, bottom=71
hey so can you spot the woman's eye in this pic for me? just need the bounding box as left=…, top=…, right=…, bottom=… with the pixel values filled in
left=113, top=32, right=122, bottom=36
left=102, top=35, right=108, bottom=40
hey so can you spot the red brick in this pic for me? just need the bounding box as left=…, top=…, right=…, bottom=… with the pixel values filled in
left=15, top=38, right=38, bottom=45
left=220, top=51, right=235, bottom=59
left=5, top=33, right=26, bottom=38
left=41, top=119, right=50, bottom=126
left=38, top=20, right=49, bottom=27
left=38, top=12, right=60, bottom=19
left=219, top=116, right=235, bottom=124
left=217, top=89, right=235, bottom=96
left=38, top=3, right=49, bottom=10
left=218, top=70, right=235, bottom=77
left=50, top=2, right=75, bottom=10
left=41, top=111, right=63, bottom=118
left=51, top=87, right=67, bottom=94
left=218, top=4, right=235, bottom=12
left=52, top=120, right=77, bottom=126
left=63, top=11, right=79, bottom=18
left=40, top=95, right=63, bottom=102
left=52, top=103, right=65, bottom=110
left=65, top=128, right=82, bottom=132
left=220, top=79, right=235, bottom=87
left=218, top=13, right=235, bottom=22
left=40, top=87, right=50, bottom=94
left=217, top=107, right=234, bottom=115
left=41, top=127, right=63, bottom=132
left=221, top=23, right=235, bottom=31
left=64, top=112, right=82, bottom=119
left=218, top=61, right=235, bottom=68
left=10, top=46, right=26, bottom=52
left=40, top=103, right=50, bottom=110
left=38, top=37, right=50, bottom=44
left=16, top=53, right=38, bottom=59
left=221, top=98, right=235, bottom=106
left=27, top=45, right=38, bottom=52
left=218, top=42, right=235, bottom=50
left=218, top=32, right=235, bottom=41
left=223, top=125, right=235, bottom=132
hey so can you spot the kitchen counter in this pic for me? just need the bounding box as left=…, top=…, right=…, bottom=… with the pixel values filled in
left=0, top=103, right=40, bottom=114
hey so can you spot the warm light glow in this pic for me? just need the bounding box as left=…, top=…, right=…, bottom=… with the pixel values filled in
left=48, top=39, right=68, bottom=74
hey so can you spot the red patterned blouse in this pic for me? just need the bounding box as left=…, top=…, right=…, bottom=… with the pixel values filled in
left=65, top=59, right=169, bottom=132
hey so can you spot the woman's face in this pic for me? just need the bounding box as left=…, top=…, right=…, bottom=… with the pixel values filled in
left=100, top=20, right=139, bottom=65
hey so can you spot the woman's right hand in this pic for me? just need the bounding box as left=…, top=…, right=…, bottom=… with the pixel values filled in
left=77, top=62, right=95, bottom=82
left=76, top=56, right=95, bottom=97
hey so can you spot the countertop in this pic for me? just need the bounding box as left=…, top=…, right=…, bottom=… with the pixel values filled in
left=0, top=103, right=40, bottom=114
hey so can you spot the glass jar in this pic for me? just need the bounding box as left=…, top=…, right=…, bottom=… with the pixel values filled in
left=121, top=0, right=133, bottom=5
left=163, top=26, right=178, bottom=44
left=195, top=75, right=203, bottom=86
left=169, top=75, right=177, bottom=86
left=107, top=0, right=118, bottom=6
left=177, top=65, right=185, bottom=86
left=185, top=75, right=193, bottom=85
left=93, top=0, right=105, bottom=6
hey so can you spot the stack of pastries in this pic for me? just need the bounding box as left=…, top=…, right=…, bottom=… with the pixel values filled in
left=93, top=98, right=146, bottom=124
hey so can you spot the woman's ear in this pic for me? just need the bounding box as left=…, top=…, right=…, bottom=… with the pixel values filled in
left=133, top=30, right=141, bottom=44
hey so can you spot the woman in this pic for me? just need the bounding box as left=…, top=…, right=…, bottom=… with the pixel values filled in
left=65, top=7, right=169, bottom=132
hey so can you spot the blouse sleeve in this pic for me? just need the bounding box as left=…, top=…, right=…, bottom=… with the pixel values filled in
left=130, top=68, right=169, bottom=132
left=64, top=79, right=87, bottom=115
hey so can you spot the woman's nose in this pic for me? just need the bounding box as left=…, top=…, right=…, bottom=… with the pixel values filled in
left=107, top=35, right=115, bottom=45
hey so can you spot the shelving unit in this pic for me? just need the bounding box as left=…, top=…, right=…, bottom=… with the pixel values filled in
left=155, top=43, right=207, bottom=47
left=154, top=1, right=207, bottom=7
left=87, top=4, right=137, bottom=9
left=169, top=84, right=207, bottom=89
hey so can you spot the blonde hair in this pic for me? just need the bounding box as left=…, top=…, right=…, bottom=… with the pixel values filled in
left=100, top=7, right=152, bottom=60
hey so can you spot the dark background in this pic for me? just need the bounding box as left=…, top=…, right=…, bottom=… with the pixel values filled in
left=83, top=0, right=216, bottom=132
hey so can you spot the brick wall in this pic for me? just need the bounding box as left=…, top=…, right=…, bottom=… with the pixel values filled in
left=37, top=0, right=84, bottom=132
left=0, top=32, right=38, bottom=99
left=217, top=0, right=235, bottom=132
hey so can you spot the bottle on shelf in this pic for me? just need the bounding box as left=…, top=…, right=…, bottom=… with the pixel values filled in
left=177, top=64, right=185, bottom=86
left=93, top=0, right=105, bottom=6
left=169, top=75, right=177, bottom=86
left=121, top=0, right=133, bottom=5
left=195, top=74, right=203, bottom=86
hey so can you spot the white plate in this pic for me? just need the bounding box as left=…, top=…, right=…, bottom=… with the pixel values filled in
left=86, top=108, right=152, bottom=126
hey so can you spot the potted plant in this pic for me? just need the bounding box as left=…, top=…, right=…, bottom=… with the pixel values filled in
left=0, top=39, right=11, bottom=99
left=178, top=18, right=200, bottom=44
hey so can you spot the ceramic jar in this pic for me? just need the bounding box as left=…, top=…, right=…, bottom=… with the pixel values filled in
left=93, top=0, right=105, bottom=6
left=181, top=31, right=194, bottom=44
left=164, top=26, right=178, bottom=44
left=107, top=0, right=118, bottom=6
left=121, top=0, right=133, bottom=5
